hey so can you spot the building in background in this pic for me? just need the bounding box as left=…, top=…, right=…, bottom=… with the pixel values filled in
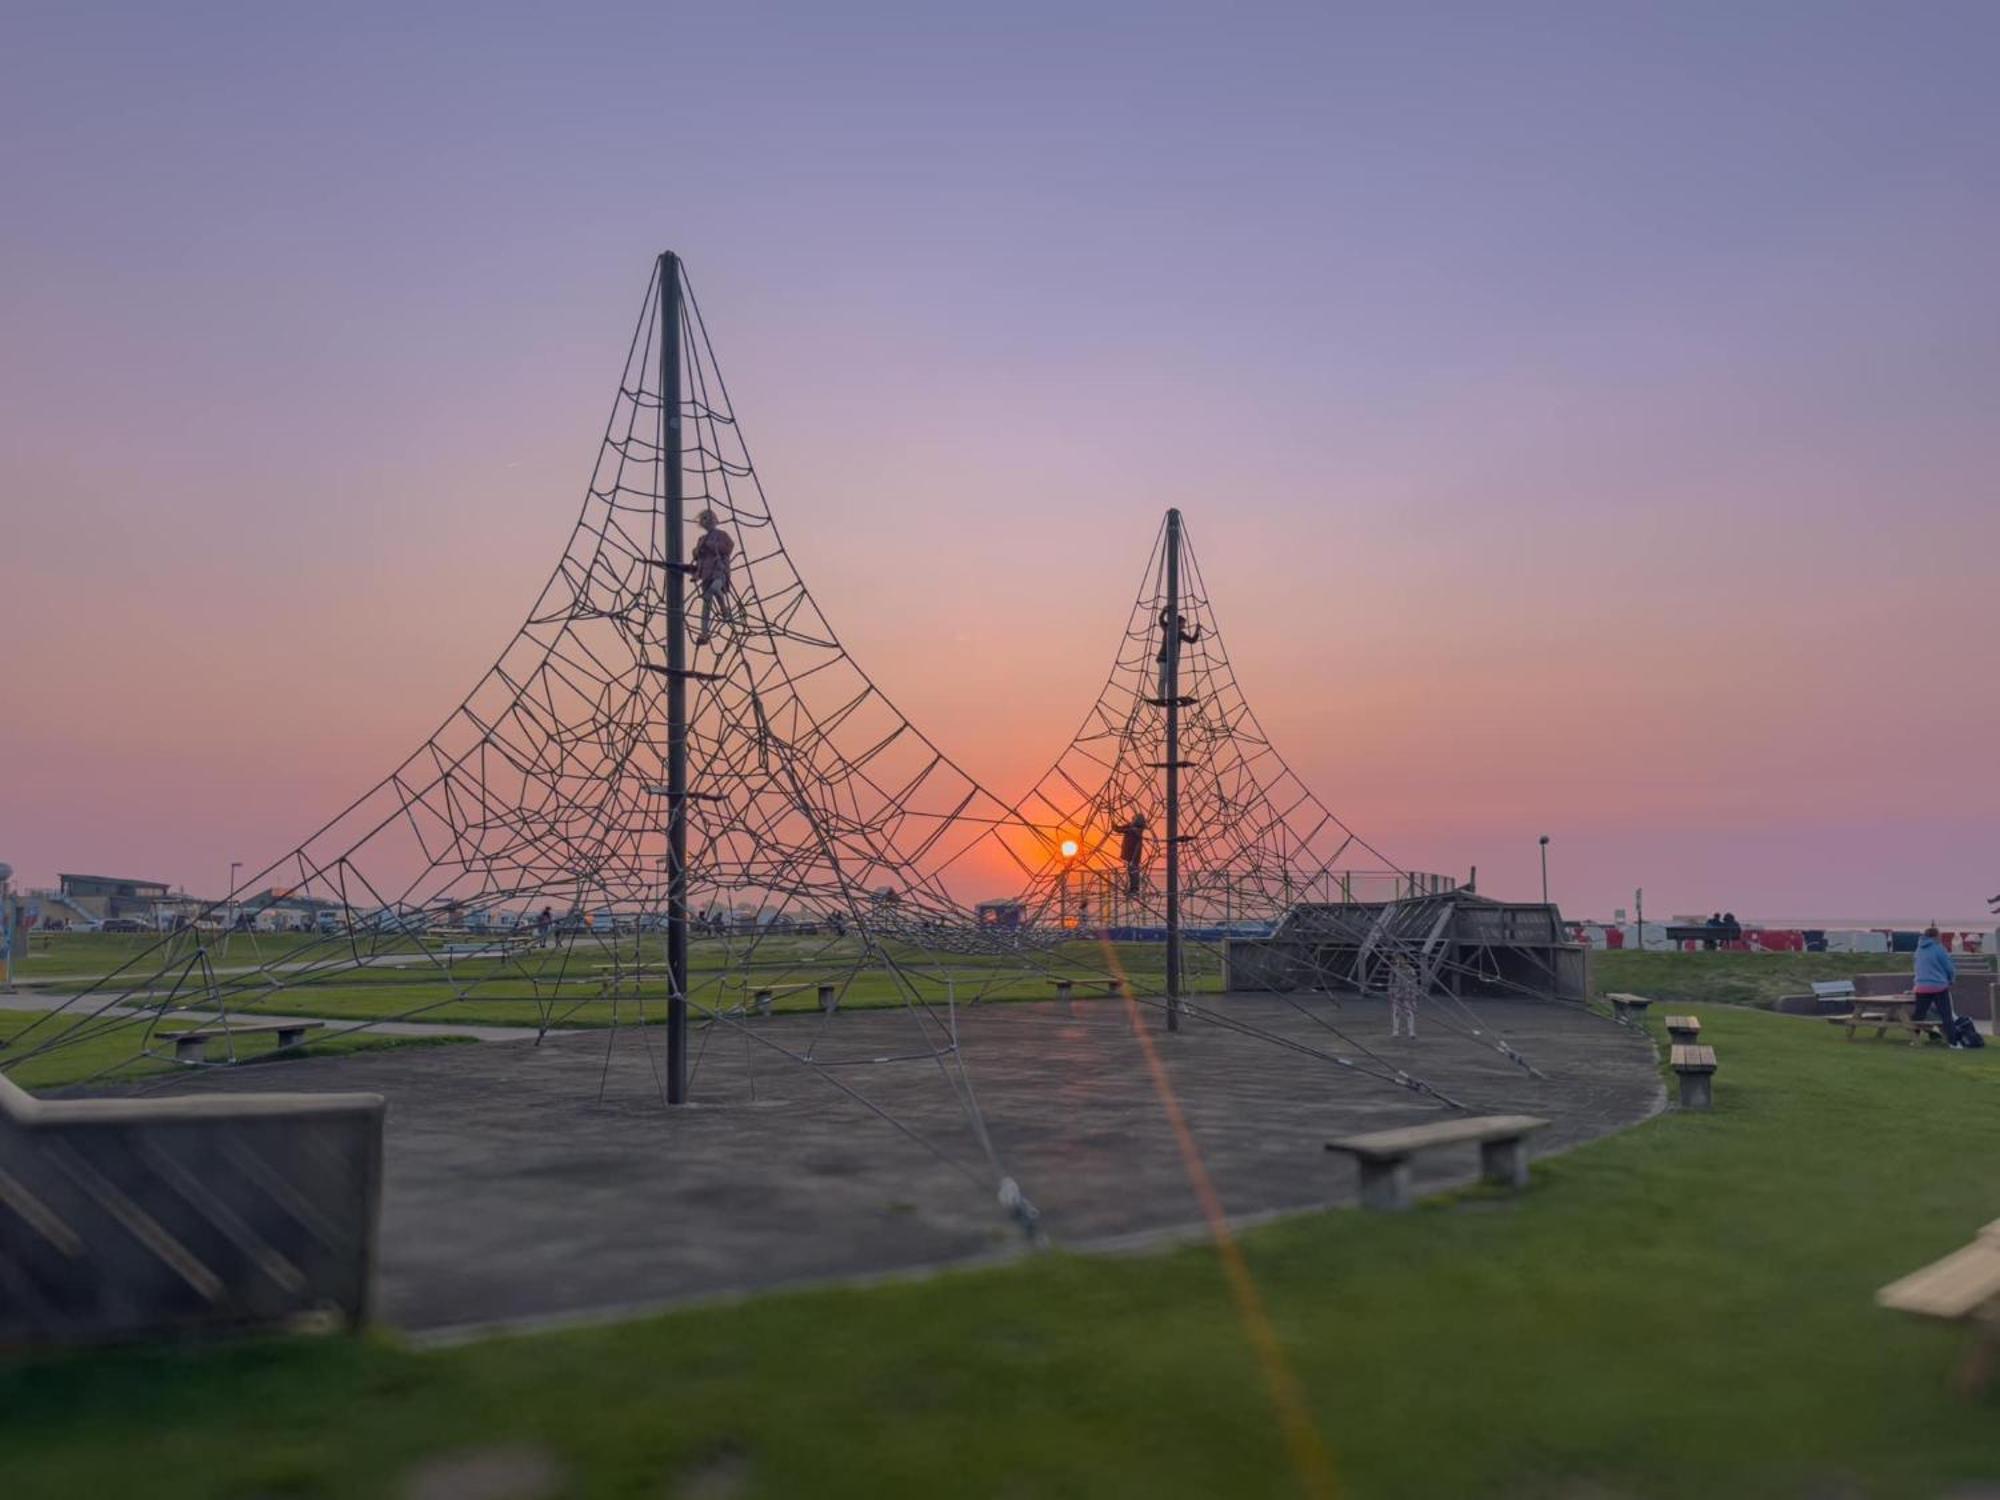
left=53, top=873, right=171, bottom=923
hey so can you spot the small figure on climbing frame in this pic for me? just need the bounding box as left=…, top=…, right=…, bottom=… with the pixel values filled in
left=1156, top=608, right=1201, bottom=701
left=1114, top=811, right=1148, bottom=896
left=1387, top=955, right=1421, bottom=1039
left=689, top=509, right=736, bottom=645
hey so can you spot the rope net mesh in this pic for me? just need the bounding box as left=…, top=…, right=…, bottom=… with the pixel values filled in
left=4, top=257, right=1572, bottom=1229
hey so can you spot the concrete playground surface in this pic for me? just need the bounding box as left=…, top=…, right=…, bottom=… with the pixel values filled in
left=145, top=993, right=1662, bottom=1335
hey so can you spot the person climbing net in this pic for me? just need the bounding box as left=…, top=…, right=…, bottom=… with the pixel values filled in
left=1156, top=607, right=1201, bottom=701
left=689, top=507, right=735, bottom=645
left=1113, top=810, right=1148, bottom=896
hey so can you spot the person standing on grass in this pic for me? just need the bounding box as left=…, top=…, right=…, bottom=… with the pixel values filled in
left=1913, top=925, right=1962, bottom=1046
left=536, top=905, right=554, bottom=948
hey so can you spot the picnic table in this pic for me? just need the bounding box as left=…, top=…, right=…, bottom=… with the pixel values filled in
left=1828, top=991, right=1941, bottom=1042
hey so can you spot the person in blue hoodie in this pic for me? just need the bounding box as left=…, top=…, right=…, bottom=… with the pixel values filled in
left=1912, top=926, right=1962, bottom=1046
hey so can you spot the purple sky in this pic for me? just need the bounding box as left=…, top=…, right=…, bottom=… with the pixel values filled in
left=3, top=2, right=1997, bottom=921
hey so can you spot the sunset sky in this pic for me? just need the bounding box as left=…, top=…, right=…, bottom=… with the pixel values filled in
left=3, top=3, right=1996, bottom=921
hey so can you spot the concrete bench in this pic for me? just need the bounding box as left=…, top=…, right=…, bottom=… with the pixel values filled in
left=1049, top=977, right=1127, bottom=1007
left=1607, top=992, right=1653, bottom=1022
left=1812, top=980, right=1858, bottom=1003
left=161, top=1020, right=325, bottom=1062
left=1664, top=1014, right=1702, bottom=1046
left=1670, top=1043, right=1717, bottom=1108
left=1877, top=1221, right=2000, bottom=1393
left=0, top=1071, right=385, bottom=1345
left=1325, top=1114, right=1549, bottom=1210
left=749, top=983, right=839, bottom=1015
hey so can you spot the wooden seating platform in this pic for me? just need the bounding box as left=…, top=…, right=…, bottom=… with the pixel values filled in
left=1325, top=1114, right=1548, bottom=1211
left=160, top=1019, right=325, bottom=1062
left=1670, top=1043, right=1717, bottom=1109
left=1664, top=1014, right=1701, bottom=1045
left=1877, top=1221, right=2000, bottom=1392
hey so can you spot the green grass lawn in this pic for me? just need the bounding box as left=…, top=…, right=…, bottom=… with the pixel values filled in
left=7, top=1003, right=1998, bottom=1497
left=1592, top=948, right=1920, bottom=1008
left=0, top=1010, right=472, bottom=1091
left=17, top=933, right=1225, bottom=1030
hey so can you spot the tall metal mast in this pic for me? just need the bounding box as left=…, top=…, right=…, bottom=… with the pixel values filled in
left=1164, top=507, right=1184, bottom=1031
left=660, top=251, right=690, bottom=1104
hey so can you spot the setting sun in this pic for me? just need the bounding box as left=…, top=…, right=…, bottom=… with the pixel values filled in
left=1060, top=839, right=1079, bottom=860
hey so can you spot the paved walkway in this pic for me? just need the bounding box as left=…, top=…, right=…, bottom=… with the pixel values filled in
left=141, top=991, right=1662, bottom=1335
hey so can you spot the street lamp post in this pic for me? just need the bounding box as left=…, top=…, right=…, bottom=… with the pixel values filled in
left=1538, top=835, right=1550, bottom=906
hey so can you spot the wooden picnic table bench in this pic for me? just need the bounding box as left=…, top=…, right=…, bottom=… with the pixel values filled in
left=1877, top=1221, right=2000, bottom=1392
left=1664, top=1014, right=1702, bottom=1046
left=1827, top=992, right=1942, bottom=1043
left=1669, top=1043, right=1717, bottom=1108
left=1325, top=1114, right=1549, bottom=1211
left=159, top=1019, right=325, bottom=1062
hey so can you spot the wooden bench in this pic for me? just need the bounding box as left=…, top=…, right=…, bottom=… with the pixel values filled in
left=1670, top=1043, right=1717, bottom=1108
left=1049, top=977, right=1127, bottom=1008
left=1325, top=1114, right=1549, bottom=1211
left=1826, top=992, right=1941, bottom=1043
left=1664, top=1014, right=1702, bottom=1046
left=1607, top=992, right=1653, bottom=1022
left=1877, top=1221, right=2000, bottom=1393
left=160, top=1020, right=325, bottom=1063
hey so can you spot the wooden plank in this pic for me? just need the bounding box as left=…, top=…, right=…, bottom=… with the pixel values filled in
left=1326, top=1114, right=1548, bottom=1161
left=1878, top=1242, right=2000, bottom=1320
left=1663, top=1015, right=1700, bottom=1031
left=1669, top=1044, right=1717, bottom=1071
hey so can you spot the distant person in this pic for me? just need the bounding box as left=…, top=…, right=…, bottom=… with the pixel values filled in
left=1913, top=926, right=1964, bottom=1047
left=1114, top=812, right=1148, bottom=896
left=1388, top=955, right=1421, bottom=1038
left=536, top=905, right=554, bottom=948
left=1722, top=911, right=1741, bottom=941
left=1706, top=912, right=1723, bottom=951
left=690, top=509, right=735, bottom=645
left=1156, top=608, right=1201, bottom=701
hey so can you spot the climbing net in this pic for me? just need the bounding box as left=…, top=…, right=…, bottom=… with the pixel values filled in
left=982, top=514, right=1584, bottom=1085
left=4, top=256, right=1581, bottom=1236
